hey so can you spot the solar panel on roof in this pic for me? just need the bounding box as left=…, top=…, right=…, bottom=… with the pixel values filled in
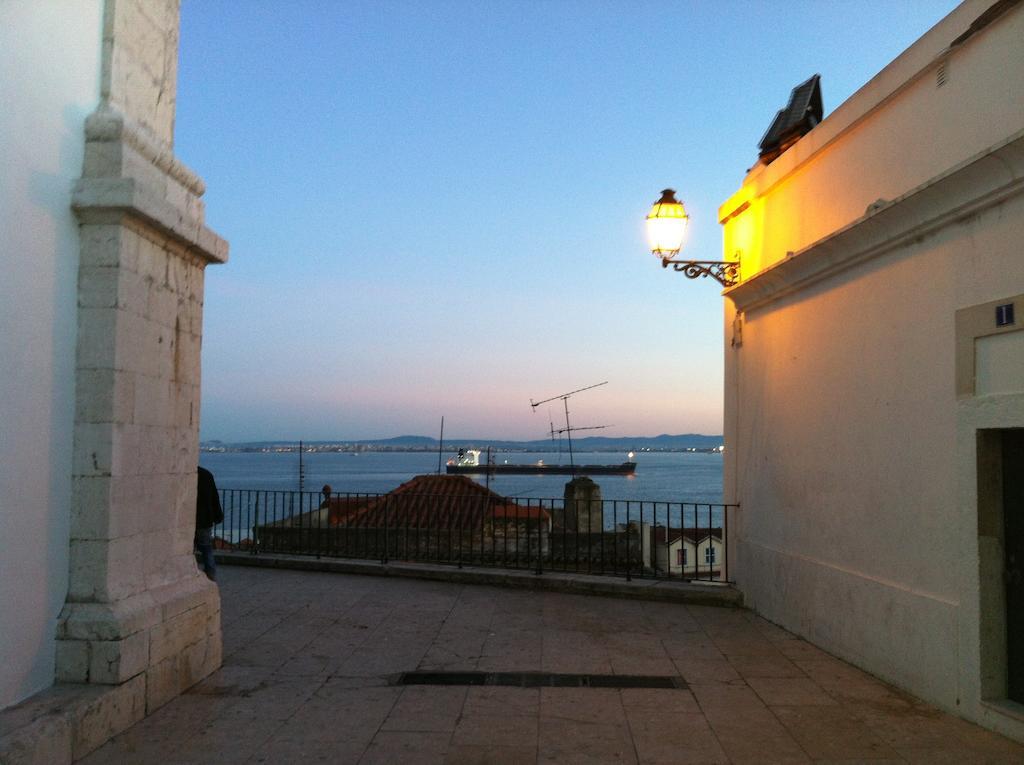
left=758, top=74, right=823, bottom=164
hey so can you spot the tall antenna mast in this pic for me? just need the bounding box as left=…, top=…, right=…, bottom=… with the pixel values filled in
left=549, top=412, right=560, bottom=457
left=437, top=416, right=445, bottom=475
left=530, top=381, right=608, bottom=473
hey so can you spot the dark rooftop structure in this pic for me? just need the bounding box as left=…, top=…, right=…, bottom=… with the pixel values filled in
left=249, top=474, right=552, bottom=563
left=758, top=74, right=824, bottom=164
left=338, top=474, right=549, bottom=528
left=314, top=474, right=550, bottom=530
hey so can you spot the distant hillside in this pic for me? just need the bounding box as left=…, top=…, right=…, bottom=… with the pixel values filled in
left=204, top=433, right=723, bottom=452
left=373, top=435, right=436, bottom=446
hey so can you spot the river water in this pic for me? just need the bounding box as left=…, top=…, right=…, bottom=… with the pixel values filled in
left=200, top=449, right=723, bottom=504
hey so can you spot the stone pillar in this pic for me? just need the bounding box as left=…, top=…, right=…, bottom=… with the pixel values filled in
left=563, top=477, right=603, bottom=534
left=55, top=0, right=228, bottom=716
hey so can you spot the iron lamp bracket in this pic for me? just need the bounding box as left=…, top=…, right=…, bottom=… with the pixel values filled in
left=660, top=258, right=740, bottom=287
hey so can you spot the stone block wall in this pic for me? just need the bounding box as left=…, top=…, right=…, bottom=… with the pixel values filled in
left=548, top=528, right=650, bottom=572
left=51, top=0, right=228, bottom=731
left=555, top=477, right=604, bottom=533
left=70, top=220, right=209, bottom=597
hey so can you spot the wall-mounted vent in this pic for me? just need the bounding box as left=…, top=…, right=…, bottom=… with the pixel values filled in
left=937, top=60, right=948, bottom=87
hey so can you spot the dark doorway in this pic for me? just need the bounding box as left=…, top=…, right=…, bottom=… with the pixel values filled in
left=1004, top=429, right=1024, bottom=703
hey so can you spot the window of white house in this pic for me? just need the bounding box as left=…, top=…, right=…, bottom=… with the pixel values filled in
left=705, top=546, right=716, bottom=565
left=677, top=548, right=687, bottom=566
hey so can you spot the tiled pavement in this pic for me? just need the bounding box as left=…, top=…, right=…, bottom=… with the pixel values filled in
left=82, top=566, right=1024, bottom=764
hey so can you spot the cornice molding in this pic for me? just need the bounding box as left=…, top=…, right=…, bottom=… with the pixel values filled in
left=84, top=105, right=206, bottom=196
left=724, top=130, right=1024, bottom=312
left=72, top=177, right=228, bottom=264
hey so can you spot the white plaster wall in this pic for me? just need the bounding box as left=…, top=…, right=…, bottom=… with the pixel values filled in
left=0, top=1, right=103, bottom=709
left=976, top=331, right=1024, bottom=396
left=734, top=238, right=956, bottom=702
left=731, top=186, right=1024, bottom=711
left=719, top=1, right=1024, bottom=733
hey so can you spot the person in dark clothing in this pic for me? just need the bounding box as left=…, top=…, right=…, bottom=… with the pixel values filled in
left=196, top=466, right=224, bottom=581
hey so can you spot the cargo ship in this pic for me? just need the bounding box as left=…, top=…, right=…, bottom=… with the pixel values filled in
left=445, top=449, right=636, bottom=476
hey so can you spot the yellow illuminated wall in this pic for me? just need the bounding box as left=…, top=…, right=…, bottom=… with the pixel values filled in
left=718, top=0, right=1024, bottom=284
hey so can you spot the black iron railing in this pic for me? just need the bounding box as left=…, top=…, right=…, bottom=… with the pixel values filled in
left=214, top=489, right=734, bottom=583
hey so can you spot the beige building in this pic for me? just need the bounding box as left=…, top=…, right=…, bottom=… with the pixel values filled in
left=719, top=0, right=1024, bottom=740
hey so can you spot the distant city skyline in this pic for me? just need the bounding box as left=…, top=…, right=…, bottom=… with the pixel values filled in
left=200, top=433, right=724, bottom=446
left=177, top=0, right=960, bottom=441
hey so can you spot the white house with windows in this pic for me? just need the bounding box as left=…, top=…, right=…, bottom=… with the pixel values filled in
left=651, top=527, right=723, bottom=579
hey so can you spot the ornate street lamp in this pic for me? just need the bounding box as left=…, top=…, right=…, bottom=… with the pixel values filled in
left=645, top=188, right=739, bottom=287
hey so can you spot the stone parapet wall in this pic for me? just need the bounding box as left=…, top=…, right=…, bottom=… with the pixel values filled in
left=247, top=525, right=657, bottom=573
left=253, top=526, right=550, bottom=563
left=549, top=529, right=650, bottom=571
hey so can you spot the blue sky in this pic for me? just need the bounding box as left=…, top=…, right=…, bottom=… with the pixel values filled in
left=177, top=0, right=959, bottom=442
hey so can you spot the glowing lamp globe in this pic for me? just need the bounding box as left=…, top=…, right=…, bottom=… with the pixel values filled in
left=645, top=188, right=688, bottom=257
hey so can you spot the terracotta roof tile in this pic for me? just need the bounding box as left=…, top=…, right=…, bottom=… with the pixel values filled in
left=325, top=474, right=548, bottom=530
